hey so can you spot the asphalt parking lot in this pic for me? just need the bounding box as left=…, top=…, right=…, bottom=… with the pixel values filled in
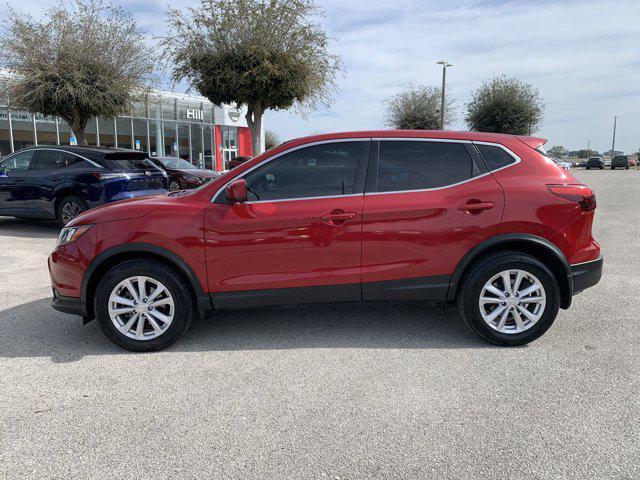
left=0, top=169, right=638, bottom=479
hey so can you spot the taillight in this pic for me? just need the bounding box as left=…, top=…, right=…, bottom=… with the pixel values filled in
left=547, top=184, right=597, bottom=211
left=90, top=172, right=124, bottom=180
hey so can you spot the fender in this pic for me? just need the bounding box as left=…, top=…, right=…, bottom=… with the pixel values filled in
left=80, top=242, right=212, bottom=320
left=446, top=233, right=573, bottom=304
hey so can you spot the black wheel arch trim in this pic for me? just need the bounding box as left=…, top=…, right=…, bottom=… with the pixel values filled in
left=446, top=233, right=573, bottom=304
left=80, top=243, right=212, bottom=320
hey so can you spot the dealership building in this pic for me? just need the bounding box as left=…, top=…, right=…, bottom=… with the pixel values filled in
left=0, top=73, right=259, bottom=171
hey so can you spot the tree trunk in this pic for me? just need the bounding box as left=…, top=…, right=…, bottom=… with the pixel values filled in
left=245, top=103, right=263, bottom=157
left=69, top=109, right=89, bottom=146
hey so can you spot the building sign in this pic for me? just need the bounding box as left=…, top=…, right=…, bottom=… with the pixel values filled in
left=228, top=108, right=241, bottom=122
left=186, top=108, right=203, bottom=120
left=0, top=111, right=56, bottom=123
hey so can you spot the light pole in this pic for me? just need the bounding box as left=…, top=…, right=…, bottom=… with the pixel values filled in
left=611, top=116, right=617, bottom=154
left=436, top=60, right=452, bottom=130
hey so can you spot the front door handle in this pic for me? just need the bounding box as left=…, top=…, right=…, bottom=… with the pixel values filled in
left=51, top=176, right=62, bottom=181
left=12, top=177, right=24, bottom=183
left=321, top=209, right=357, bottom=225
left=457, top=201, right=494, bottom=213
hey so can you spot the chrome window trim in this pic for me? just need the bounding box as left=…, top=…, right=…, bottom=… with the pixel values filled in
left=211, top=138, right=370, bottom=204
left=364, top=138, right=521, bottom=196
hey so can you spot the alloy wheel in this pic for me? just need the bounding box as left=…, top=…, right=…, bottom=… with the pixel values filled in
left=479, top=269, right=546, bottom=334
left=108, top=276, right=175, bottom=341
left=61, top=202, right=82, bottom=224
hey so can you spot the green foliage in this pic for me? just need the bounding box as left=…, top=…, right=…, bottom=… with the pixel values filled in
left=465, top=75, right=544, bottom=135
left=0, top=0, right=155, bottom=145
left=164, top=0, right=342, bottom=155
left=547, top=145, right=568, bottom=157
left=576, top=149, right=599, bottom=159
left=264, top=129, right=280, bottom=150
left=384, top=85, right=454, bottom=130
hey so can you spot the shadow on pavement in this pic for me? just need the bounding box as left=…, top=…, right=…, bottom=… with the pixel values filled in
left=0, top=297, right=498, bottom=362
left=0, top=218, right=60, bottom=238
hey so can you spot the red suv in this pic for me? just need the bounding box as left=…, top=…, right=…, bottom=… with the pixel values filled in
left=49, top=131, right=603, bottom=351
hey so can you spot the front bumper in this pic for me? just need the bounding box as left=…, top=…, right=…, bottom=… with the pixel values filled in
left=571, top=257, right=603, bottom=294
left=51, top=288, right=85, bottom=316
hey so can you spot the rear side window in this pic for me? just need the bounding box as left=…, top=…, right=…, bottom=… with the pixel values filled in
left=376, top=141, right=476, bottom=192
left=102, top=152, right=156, bottom=170
left=242, top=142, right=363, bottom=201
left=475, top=144, right=517, bottom=171
left=34, top=150, right=72, bottom=170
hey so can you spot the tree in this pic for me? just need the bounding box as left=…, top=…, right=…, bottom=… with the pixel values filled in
left=547, top=145, right=568, bottom=157
left=0, top=0, right=155, bottom=146
left=384, top=85, right=454, bottom=130
left=576, top=149, right=598, bottom=159
left=465, top=75, right=544, bottom=135
left=164, top=0, right=342, bottom=156
left=264, top=129, right=280, bottom=151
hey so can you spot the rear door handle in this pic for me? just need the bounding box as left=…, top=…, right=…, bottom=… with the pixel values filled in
left=51, top=176, right=62, bottom=181
left=321, top=209, right=357, bottom=225
left=457, top=201, right=494, bottom=213
left=12, top=177, right=24, bottom=183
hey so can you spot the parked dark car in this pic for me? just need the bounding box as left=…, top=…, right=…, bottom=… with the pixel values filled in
left=150, top=157, right=221, bottom=191
left=585, top=156, right=605, bottom=169
left=0, top=146, right=167, bottom=226
left=228, top=156, right=252, bottom=170
left=611, top=155, right=629, bottom=170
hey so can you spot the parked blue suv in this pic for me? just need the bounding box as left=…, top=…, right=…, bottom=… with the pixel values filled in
left=0, top=146, right=168, bottom=226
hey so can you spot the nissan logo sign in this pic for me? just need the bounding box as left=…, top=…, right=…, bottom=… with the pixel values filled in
left=228, top=108, right=241, bottom=122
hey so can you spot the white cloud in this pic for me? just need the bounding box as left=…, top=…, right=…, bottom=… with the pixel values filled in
left=4, top=0, right=639, bottom=151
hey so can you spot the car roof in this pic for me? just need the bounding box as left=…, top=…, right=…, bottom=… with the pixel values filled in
left=16, top=145, right=141, bottom=156
left=278, top=130, right=547, bottom=149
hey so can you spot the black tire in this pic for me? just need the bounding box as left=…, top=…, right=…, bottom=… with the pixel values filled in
left=586, top=167, right=590, bottom=170
left=94, top=259, right=195, bottom=351
left=457, top=251, right=560, bottom=346
left=626, top=166, right=629, bottom=170
left=56, top=194, right=87, bottom=227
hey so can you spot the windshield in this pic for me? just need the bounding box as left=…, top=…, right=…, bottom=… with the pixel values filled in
left=156, top=157, right=199, bottom=170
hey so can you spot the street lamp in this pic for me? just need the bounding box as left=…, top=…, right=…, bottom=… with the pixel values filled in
left=436, top=60, right=452, bottom=130
left=611, top=116, right=617, bottom=154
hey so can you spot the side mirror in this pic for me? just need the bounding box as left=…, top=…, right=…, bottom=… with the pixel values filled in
left=226, top=178, right=247, bottom=203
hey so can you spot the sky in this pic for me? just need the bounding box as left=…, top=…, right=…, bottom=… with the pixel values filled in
left=5, top=0, right=640, bottom=153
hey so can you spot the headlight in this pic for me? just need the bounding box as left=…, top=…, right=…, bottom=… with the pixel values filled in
left=57, top=225, right=93, bottom=247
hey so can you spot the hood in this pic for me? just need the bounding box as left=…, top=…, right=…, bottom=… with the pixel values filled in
left=68, top=195, right=168, bottom=226
left=174, top=168, right=221, bottom=179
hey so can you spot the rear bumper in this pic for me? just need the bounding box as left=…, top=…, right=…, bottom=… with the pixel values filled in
left=571, top=257, right=603, bottom=294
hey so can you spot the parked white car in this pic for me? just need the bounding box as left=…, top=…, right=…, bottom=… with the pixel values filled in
left=552, top=157, right=572, bottom=171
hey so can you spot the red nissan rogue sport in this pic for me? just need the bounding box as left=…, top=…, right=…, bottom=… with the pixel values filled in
left=49, top=131, right=603, bottom=351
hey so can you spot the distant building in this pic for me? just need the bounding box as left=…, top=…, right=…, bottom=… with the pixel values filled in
left=0, top=72, right=261, bottom=171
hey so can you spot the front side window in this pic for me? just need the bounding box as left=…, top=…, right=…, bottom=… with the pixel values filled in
left=0, top=150, right=35, bottom=171
left=376, top=141, right=476, bottom=192
left=34, top=150, right=72, bottom=170
left=475, top=144, right=517, bottom=171
left=242, top=142, right=363, bottom=201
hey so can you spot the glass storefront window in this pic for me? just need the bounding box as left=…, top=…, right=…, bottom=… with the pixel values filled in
left=191, top=123, right=203, bottom=168
left=84, top=118, right=98, bottom=146
left=0, top=109, right=11, bottom=155
left=221, top=125, right=239, bottom=169
left=115, top=117, right=132, bottom=149
left=178, top=124, right=190, bottom=161
left=149, top=119, right=161, bottom=157
left=163, top=123, right=177, bottom=157
left=203, top=124, right=213, bottom=169
left=132, top=118, right=147, bottom=152
left=11, top=111, right=35, bottom=150
left=98, top=117, right=115, bottom=147
left=34, top=114, right=57, bottom=145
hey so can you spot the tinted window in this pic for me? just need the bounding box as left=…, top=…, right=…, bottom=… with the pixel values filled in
left=102, top=153, right=156, bottom=170
left=377, top=141, right=475, bottom=192
left=0, top=150, right=35, bottom=171
left=156, top=157, right=198, bottom=170
left=34, top=150, right=71, bottom=170
left=243, top=142, right=362, bottom=201
left=476, top=144, right=517, bottom=171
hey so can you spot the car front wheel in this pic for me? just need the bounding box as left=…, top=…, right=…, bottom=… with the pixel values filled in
left=457, top=251, right=560, bottom=346
left=57, top=195, right=87, bottom=226
left=169, top=180, right=181, bottom=191
left=94, top=259, right=195, bottom=351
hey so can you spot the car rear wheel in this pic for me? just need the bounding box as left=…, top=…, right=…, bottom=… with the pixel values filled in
left=57, top=195, right=87, bottom=226
left=94, top=259, right=195, bottom=351
left=169, top=180, right=181, bottom=191
left=457, top=251, right=560, bottom=346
